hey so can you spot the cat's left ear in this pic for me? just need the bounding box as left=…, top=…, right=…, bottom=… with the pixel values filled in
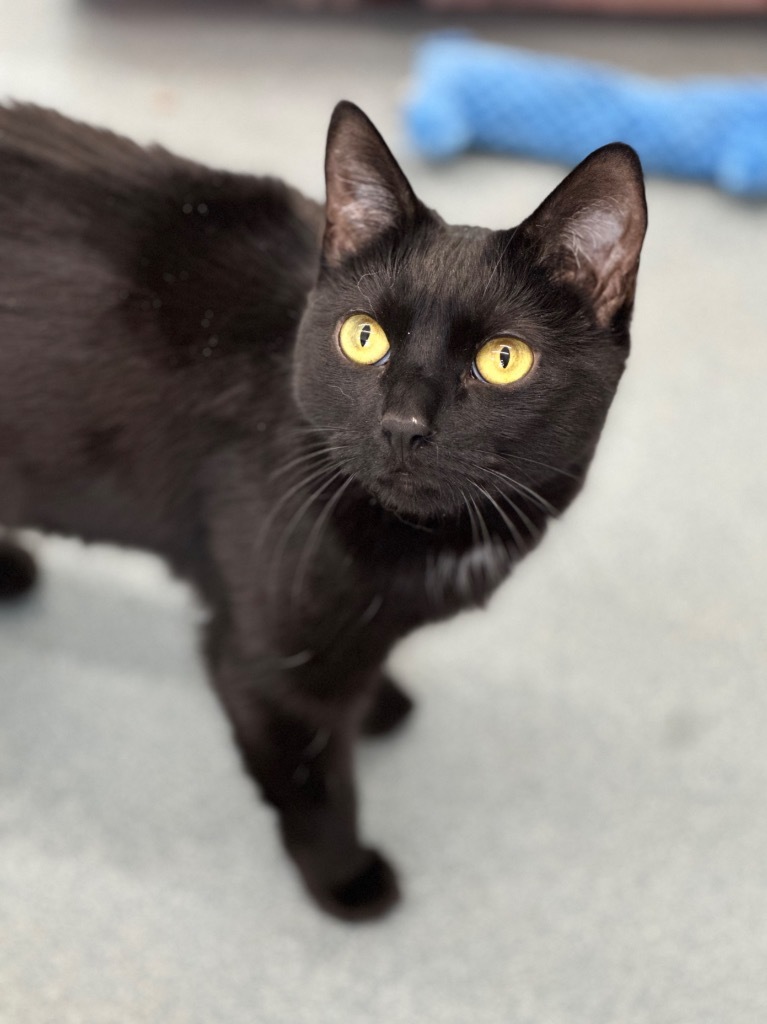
left=519, top=143, right=647, bottom=329
left=323, top=101, right=422, bottom=266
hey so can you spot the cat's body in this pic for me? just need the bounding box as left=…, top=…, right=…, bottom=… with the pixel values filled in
left=0, top=102, right=646, bottom=919
left=0, top=105, right=319, bottom=559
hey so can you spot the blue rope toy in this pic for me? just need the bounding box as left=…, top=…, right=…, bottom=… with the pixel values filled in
left=405, top=35, right=767, bottom=197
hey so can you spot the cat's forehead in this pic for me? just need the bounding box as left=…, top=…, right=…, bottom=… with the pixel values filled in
left=394, top=223, right=501, bottom=288
left=352, top=223, right=513, bottom=308
left=346, top=221, right=542, bottom=342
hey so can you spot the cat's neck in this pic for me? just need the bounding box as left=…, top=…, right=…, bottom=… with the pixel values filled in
left=330, top=478, right=553, bottom=616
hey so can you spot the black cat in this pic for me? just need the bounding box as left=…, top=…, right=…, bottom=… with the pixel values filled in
left=0, top=100, right=646, bottom=919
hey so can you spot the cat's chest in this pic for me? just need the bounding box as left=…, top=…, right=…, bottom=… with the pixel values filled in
left=266, top=545, right=504, bottom=682
left=309, top=525, right=512, bottom=650
left=376, top=540, right=512, bottom=627
left=211, top=459, right=513, bottom=663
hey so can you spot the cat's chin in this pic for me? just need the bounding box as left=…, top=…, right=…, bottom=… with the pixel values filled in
left=368, top=471, right=456, bottom=523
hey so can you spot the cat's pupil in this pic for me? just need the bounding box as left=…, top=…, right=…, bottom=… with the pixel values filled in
left=359, top=324, right=371, bottom=347
left=499, top=345, right=511, bottom=369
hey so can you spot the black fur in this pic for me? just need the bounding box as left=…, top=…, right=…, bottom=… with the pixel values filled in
left=0, top=538, right=37, bottom=599
left=0, top=100, right=646, bottom=919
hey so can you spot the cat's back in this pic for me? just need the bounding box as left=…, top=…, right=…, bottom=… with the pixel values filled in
left=0, top=102, right=322, bottom=370
left=0, top=103, right=164, bottom=184
left=0, top=102, right=322, bottom=279
left=0, top=102, right=179, bottom=258
left=0, top=105, right=322, bottom=547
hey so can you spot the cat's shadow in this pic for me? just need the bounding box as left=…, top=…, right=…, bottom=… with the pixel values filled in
left=0, top=537, right=419, bottom=879
left=0, top=536, right=199, bottom=680
left=0, top=539, right=265, bottom=871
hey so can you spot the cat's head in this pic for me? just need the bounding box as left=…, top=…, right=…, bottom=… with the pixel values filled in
left=293, top=102, right=646, bottom=534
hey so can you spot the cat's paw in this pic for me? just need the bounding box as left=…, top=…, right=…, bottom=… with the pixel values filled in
left=312, top=849, right=400, bottom=922
left=361, top=674, right=415, bottom=737
left=0, top=539, right=38, bottom=600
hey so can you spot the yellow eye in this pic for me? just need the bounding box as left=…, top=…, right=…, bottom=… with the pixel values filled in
left=338, top=314, right=390, bottom=366
left=473, top=336, right=534, bottom=386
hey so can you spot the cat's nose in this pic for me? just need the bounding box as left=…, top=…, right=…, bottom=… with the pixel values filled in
left=381, top=412, right=432, bottom=461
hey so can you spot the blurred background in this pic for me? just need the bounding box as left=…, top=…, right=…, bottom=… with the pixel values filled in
left=1, top=3, right=767, bottom=1023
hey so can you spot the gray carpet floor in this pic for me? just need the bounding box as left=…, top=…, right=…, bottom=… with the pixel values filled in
left=2, top=4, right=767, bottom=1023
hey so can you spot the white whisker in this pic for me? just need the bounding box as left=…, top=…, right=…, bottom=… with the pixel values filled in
left=484, top=467, right=559, bottom=517
left=290, top=473, right=354, bottom=605
left=257, top=460, right=337, bottom=552
left=471, top=480, right=529, bottom=553
left=266, top=468, right=345, bottom=601
left=269, top=444, right=350, bottom=482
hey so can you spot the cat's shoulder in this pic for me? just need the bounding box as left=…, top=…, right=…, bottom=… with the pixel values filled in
left=0, top=102, right=320, bottom=222
left=0, top=102, right=323, bottom=269
left=0, top=102, right=170, bottom=183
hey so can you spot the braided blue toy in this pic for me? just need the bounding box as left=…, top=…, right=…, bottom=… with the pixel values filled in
left=405, top=35, right=767, bottom=197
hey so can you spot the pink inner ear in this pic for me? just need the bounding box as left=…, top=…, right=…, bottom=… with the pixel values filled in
left=555, top=199, right=645, bottom=328
left=323, top=104, right=420, bottom=267
left=519, top=144, right=647, bottom=329
left=326, top=175, right=401, bottom=265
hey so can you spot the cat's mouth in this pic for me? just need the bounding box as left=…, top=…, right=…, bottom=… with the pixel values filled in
left=370, top=469, right=451, bottom=519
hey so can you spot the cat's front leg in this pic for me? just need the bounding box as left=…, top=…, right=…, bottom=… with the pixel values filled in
left=360, top=671, right=415, bottom=737
left=265, top=707, right=399, bottom=921
left=0, top=535, right=38, bottom=600
left=205, top=625, right=399, bottom=921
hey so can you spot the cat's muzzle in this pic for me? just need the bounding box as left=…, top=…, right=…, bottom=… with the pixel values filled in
left=370, top=467, right=453, bottom=520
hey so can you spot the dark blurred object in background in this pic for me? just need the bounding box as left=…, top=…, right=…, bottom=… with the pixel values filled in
left=87, top=0, right=767, bottom=13
left=420, top=0, right=767, bottom=12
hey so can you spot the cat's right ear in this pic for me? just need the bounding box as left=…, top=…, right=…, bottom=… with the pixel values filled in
left=518, top=143, right=647, bottom=329
left=323, top=101, right=422, bottom=267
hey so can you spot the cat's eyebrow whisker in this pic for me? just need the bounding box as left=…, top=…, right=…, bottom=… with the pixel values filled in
left=481, top=230, right=516, bottom=299
left=355, top=271, right=381, bottom=316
